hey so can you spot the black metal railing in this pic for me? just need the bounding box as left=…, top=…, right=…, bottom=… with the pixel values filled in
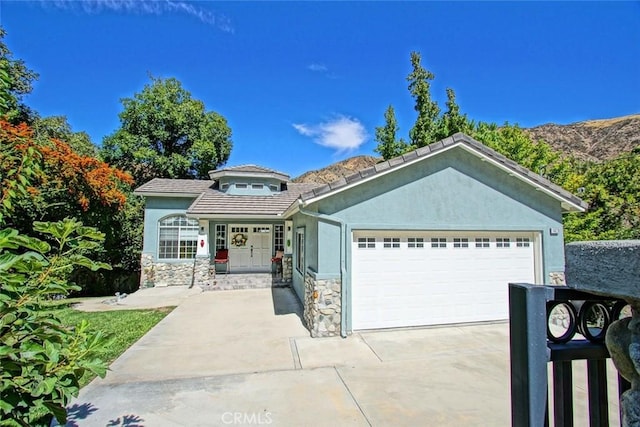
left=509, top=283, right=631, bottom=427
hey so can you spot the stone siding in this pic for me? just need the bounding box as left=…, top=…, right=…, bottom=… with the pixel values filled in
left=139, top=253, right=212, bottom=287
left=304, top=272, right=341, bottom=337
left=282, top=255, right=293, bottom=283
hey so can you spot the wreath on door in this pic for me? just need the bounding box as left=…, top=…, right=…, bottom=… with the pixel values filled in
left=231, top=233, right=248, bottom=247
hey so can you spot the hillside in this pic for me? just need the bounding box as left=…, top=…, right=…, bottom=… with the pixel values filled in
left=293, top=155, right=381, bottom=184
left=292, top=114, right=640, bottom=185
left=526, top=114, right=640, bottom=161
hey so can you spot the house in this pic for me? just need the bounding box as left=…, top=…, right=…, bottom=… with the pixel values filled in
left=134, top=133, right=587, bottom=337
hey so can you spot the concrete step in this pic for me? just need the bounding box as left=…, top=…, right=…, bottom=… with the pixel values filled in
left=201, top=273, right=291, bottom=291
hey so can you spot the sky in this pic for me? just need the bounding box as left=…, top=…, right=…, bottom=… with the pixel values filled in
left=2, top=1, right=639, bottom=178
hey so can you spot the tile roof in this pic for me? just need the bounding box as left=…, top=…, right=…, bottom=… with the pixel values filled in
left=186, top=182, right=322, bottom=216
left=134, top=178, right=214, bottom=195
left=299, top=133, right=588, bottom=212
left=213, top=164, right=288, bottom=175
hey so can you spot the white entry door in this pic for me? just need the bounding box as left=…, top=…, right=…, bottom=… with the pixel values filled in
left=228, top=225, right=272, bottom=272
left=351, top=230, right=539, bottom=330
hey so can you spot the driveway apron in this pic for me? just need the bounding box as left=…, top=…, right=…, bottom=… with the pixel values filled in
left=61, top=287, right=620, bottom=426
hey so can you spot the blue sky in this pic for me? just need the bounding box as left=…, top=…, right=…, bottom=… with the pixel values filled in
left=2, top=1, right=639, bottom=178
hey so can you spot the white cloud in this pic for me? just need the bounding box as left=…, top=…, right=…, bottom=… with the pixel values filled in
left=293, top=116, right=368, bottom=153
left=307, top=63, right=328, bottom=72
left=44, top=0, right=234, bottom=33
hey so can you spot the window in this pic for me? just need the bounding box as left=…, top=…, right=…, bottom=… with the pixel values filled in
left=220, top=183, right=229, bottom=191
left=475, top=238, right=490, bottom=248
left=453, top=238, right=469, bottom=248
left=158, top=215, right=199, bottom=259
left=235, top=183, right=247, bottom=189
left=516, top=237, right=531, bottom=248
left=274, top=224, right=284, bottom=251
left=357, top=237, right=375, bottom=249
left=431, top=238, right=446, bottom=248
left=269, top=184, right=279, bottom=192
left=496, top=238, right=511, bottom=248
left=408, top=237, right=424, bottom=248
left=215, top=224, right=227, bottom=250
left=383, top=237, right=400, bottom=248
left=252, top=184, right=264, bottom=190
left=253, top=226, right=270, bottom=233
left=296, top=228, right=305, bottom=273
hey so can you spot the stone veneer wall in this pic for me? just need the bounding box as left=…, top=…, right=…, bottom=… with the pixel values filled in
left=304, top=271, right=341, bottom=337
left=139, top=253, right=211, bottom=287
left=282, top=255, right=293, bottom=283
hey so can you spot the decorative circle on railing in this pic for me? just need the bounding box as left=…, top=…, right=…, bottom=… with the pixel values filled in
left=546, top=300, right=631, bottom=344
left=547, top=301, right=578, bottom=343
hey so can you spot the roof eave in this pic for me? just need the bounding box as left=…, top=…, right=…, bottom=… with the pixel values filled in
left=133, top=191, right=203, bottom=198
left=300, top=136, right=587, bottom=213
left=185, top=213, right=285, bottom=220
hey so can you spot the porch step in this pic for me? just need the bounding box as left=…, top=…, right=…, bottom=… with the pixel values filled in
left=201, top=273, right=290, bottom=291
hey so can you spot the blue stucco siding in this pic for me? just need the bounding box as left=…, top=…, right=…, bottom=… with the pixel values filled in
left=141, top=197, right=196, bottom=260
left=290, top=212, right=318, bottom=300
left=305, top=147, right=568, bottom=285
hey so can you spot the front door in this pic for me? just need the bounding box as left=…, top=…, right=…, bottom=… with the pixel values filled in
left=228, top=225, right=272, bottom=272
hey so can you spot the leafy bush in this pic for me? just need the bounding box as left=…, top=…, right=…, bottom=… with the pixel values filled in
left=0, top=218, right=111, bottom=426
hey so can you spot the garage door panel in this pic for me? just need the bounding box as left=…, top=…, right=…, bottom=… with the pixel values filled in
left=351, top=231, right=536, bottom=330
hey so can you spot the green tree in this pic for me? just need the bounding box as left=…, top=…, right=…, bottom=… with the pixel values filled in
left=32, top=116, right=97, bottom=157
left=374, top=105, right=410, bottom=160
left=564, top=152, right=640, bottom=241
left=102, top=76, right=233, bottom=184
left=436, top=88, right=474, bottom=140
left=407, top=51, right=440, bottom=148
left=0, top=28, right=39, bottom=122
left=0, top=120, right=110, bottom=425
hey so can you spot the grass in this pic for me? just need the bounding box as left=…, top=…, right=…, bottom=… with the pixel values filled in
left=46, top=299, right=174, bottom=386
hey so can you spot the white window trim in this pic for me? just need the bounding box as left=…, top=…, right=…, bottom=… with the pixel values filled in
left=157, top=215, right=199, bottom=260
left=296, top=228, right=305, bottom=274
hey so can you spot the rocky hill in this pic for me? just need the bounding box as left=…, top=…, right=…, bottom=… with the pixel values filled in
left=293, top=155, right=381, bottom=184
left=293, top=114, right=640, bottom=184
left=525, top=114, right=640, bottom=161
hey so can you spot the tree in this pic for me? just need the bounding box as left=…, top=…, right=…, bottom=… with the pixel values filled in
left=32, top=116, right=97, bottom=157
left=0, top=27, right=39, bottom=122
left=2, top=119, right=136, bottom=295
left=102, top=76, right=233, bottom=184
left=436, top=88, right=474, bottom=140
left=374, top=105, right=410, bottom=160
left=407, top=51, right=440, bottom=148
left=564, top=152, right=640, bottom=241
left=0, top=120, right=110, bottom=425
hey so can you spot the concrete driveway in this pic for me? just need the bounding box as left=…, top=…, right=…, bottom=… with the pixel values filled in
left=62, top=287, right=619, bottom=426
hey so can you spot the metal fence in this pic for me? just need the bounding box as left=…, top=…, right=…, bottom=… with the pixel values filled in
left=508, top=283, right=631, bottom=427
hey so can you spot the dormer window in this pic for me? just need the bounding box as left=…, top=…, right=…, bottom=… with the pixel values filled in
left=220, top=183, right=229, bottom=191
left=235, top=183, right=247, bottom=189
left=252, top=184, right=264, bottom=190
left=269, top=184, right=279, bottom=192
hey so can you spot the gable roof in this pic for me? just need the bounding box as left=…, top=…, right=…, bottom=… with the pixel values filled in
left=291, top=132, right=587, bottom=214
left=187, top=182, right=321, bottom=218
left=134, top=178, right=214, bottom=197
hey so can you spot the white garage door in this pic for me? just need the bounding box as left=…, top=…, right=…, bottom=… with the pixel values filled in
left=351, top=230, right=538, bottom=330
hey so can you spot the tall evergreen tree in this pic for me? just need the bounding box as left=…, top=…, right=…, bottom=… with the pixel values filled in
left=374, top=105, right=409, bottom=160
left=436, top=88, right=473, bottom=140
left=407, top=51, right=440, bottom=147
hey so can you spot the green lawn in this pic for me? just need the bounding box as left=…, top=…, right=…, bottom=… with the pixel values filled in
left=47, top=300, right=174, bottom=386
